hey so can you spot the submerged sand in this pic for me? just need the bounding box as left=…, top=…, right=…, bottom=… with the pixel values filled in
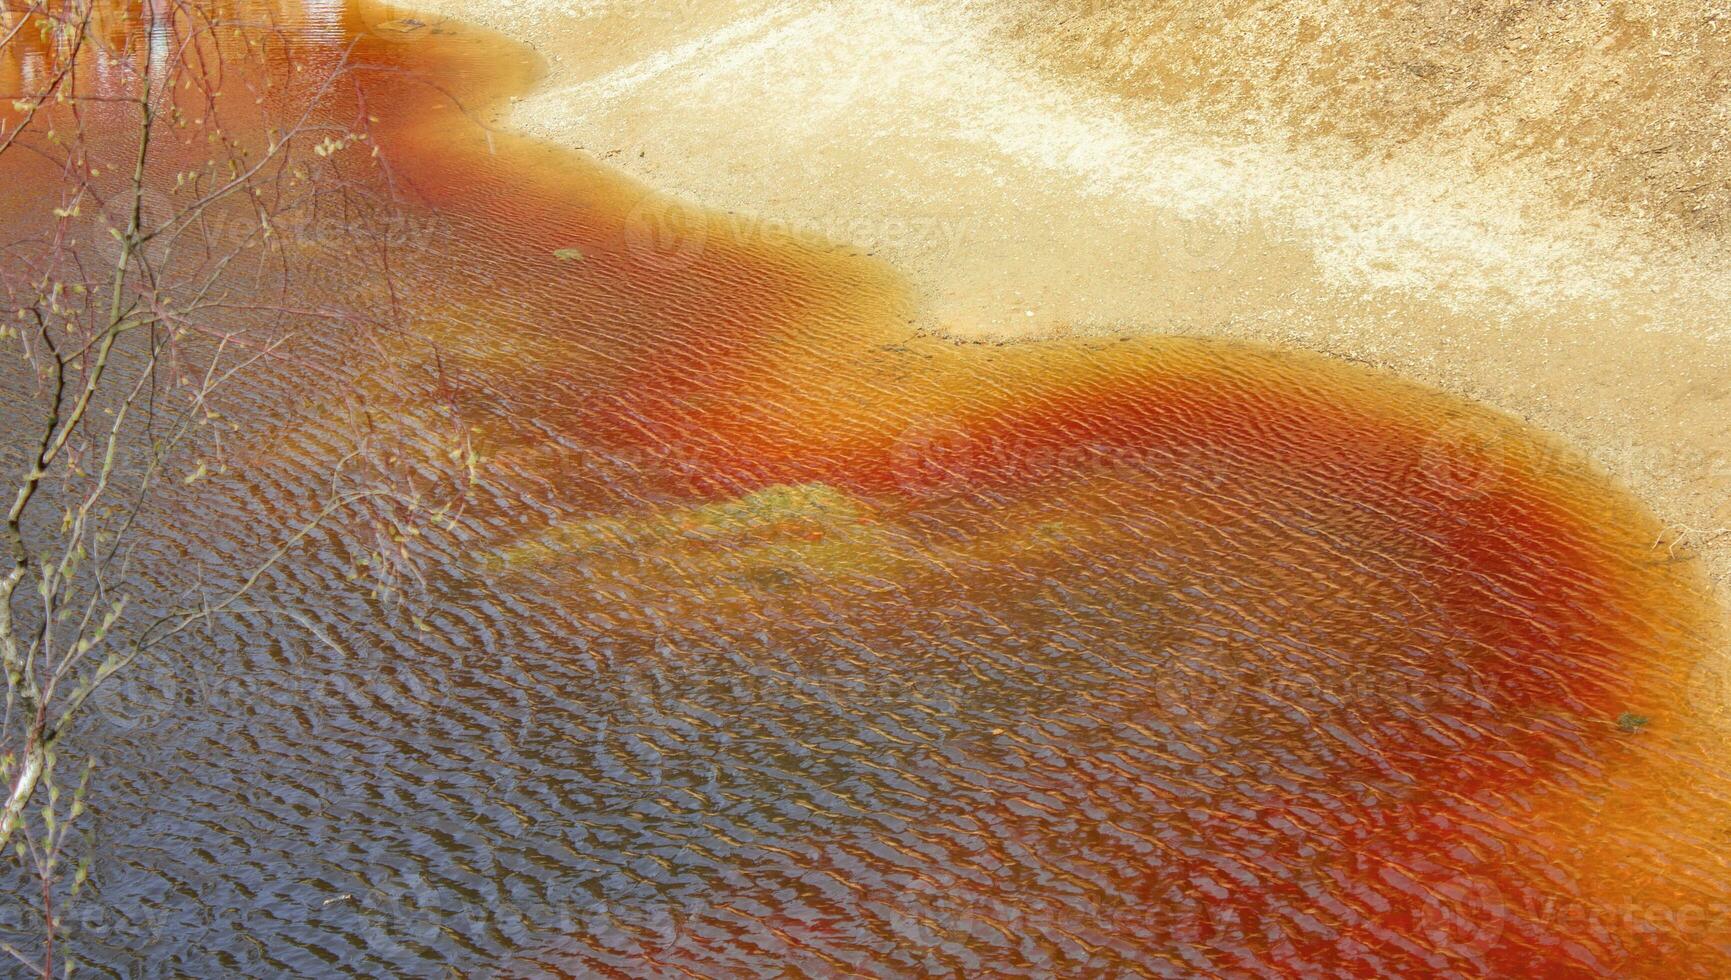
left=378, top=0, right=1731, bottom=590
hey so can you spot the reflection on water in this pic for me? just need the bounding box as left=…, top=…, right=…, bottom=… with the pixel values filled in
left=4, top=2, right=1731, bottom=975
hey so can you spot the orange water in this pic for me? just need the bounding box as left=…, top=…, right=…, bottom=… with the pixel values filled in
left=3, top=3, right=1730, bottom=975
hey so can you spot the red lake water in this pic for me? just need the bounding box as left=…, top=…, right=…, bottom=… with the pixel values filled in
left=2, top=2, right=1730, bottom=975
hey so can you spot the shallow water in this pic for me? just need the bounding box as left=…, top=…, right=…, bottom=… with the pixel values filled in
left=3, top=2, right=1731, bottom=975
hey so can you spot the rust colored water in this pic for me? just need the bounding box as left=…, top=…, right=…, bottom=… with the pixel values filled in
left=3, top=3, right=1730, bottom=975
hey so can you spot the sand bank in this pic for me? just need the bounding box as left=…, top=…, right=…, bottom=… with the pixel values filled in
left=378, top=0, right=1731, bottom=587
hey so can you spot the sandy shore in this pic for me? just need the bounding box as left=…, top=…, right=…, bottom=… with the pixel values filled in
left=380, top=0, right=1731, bottom=589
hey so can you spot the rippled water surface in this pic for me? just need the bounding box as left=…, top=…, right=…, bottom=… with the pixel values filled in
left=4, top=2, right=1731, bottom=975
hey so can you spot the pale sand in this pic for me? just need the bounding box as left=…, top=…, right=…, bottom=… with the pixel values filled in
left=378, top=0, right=1731, bottom=590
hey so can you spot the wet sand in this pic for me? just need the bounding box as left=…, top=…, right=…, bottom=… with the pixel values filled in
left=377, top=0, right=1731, bottom=596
